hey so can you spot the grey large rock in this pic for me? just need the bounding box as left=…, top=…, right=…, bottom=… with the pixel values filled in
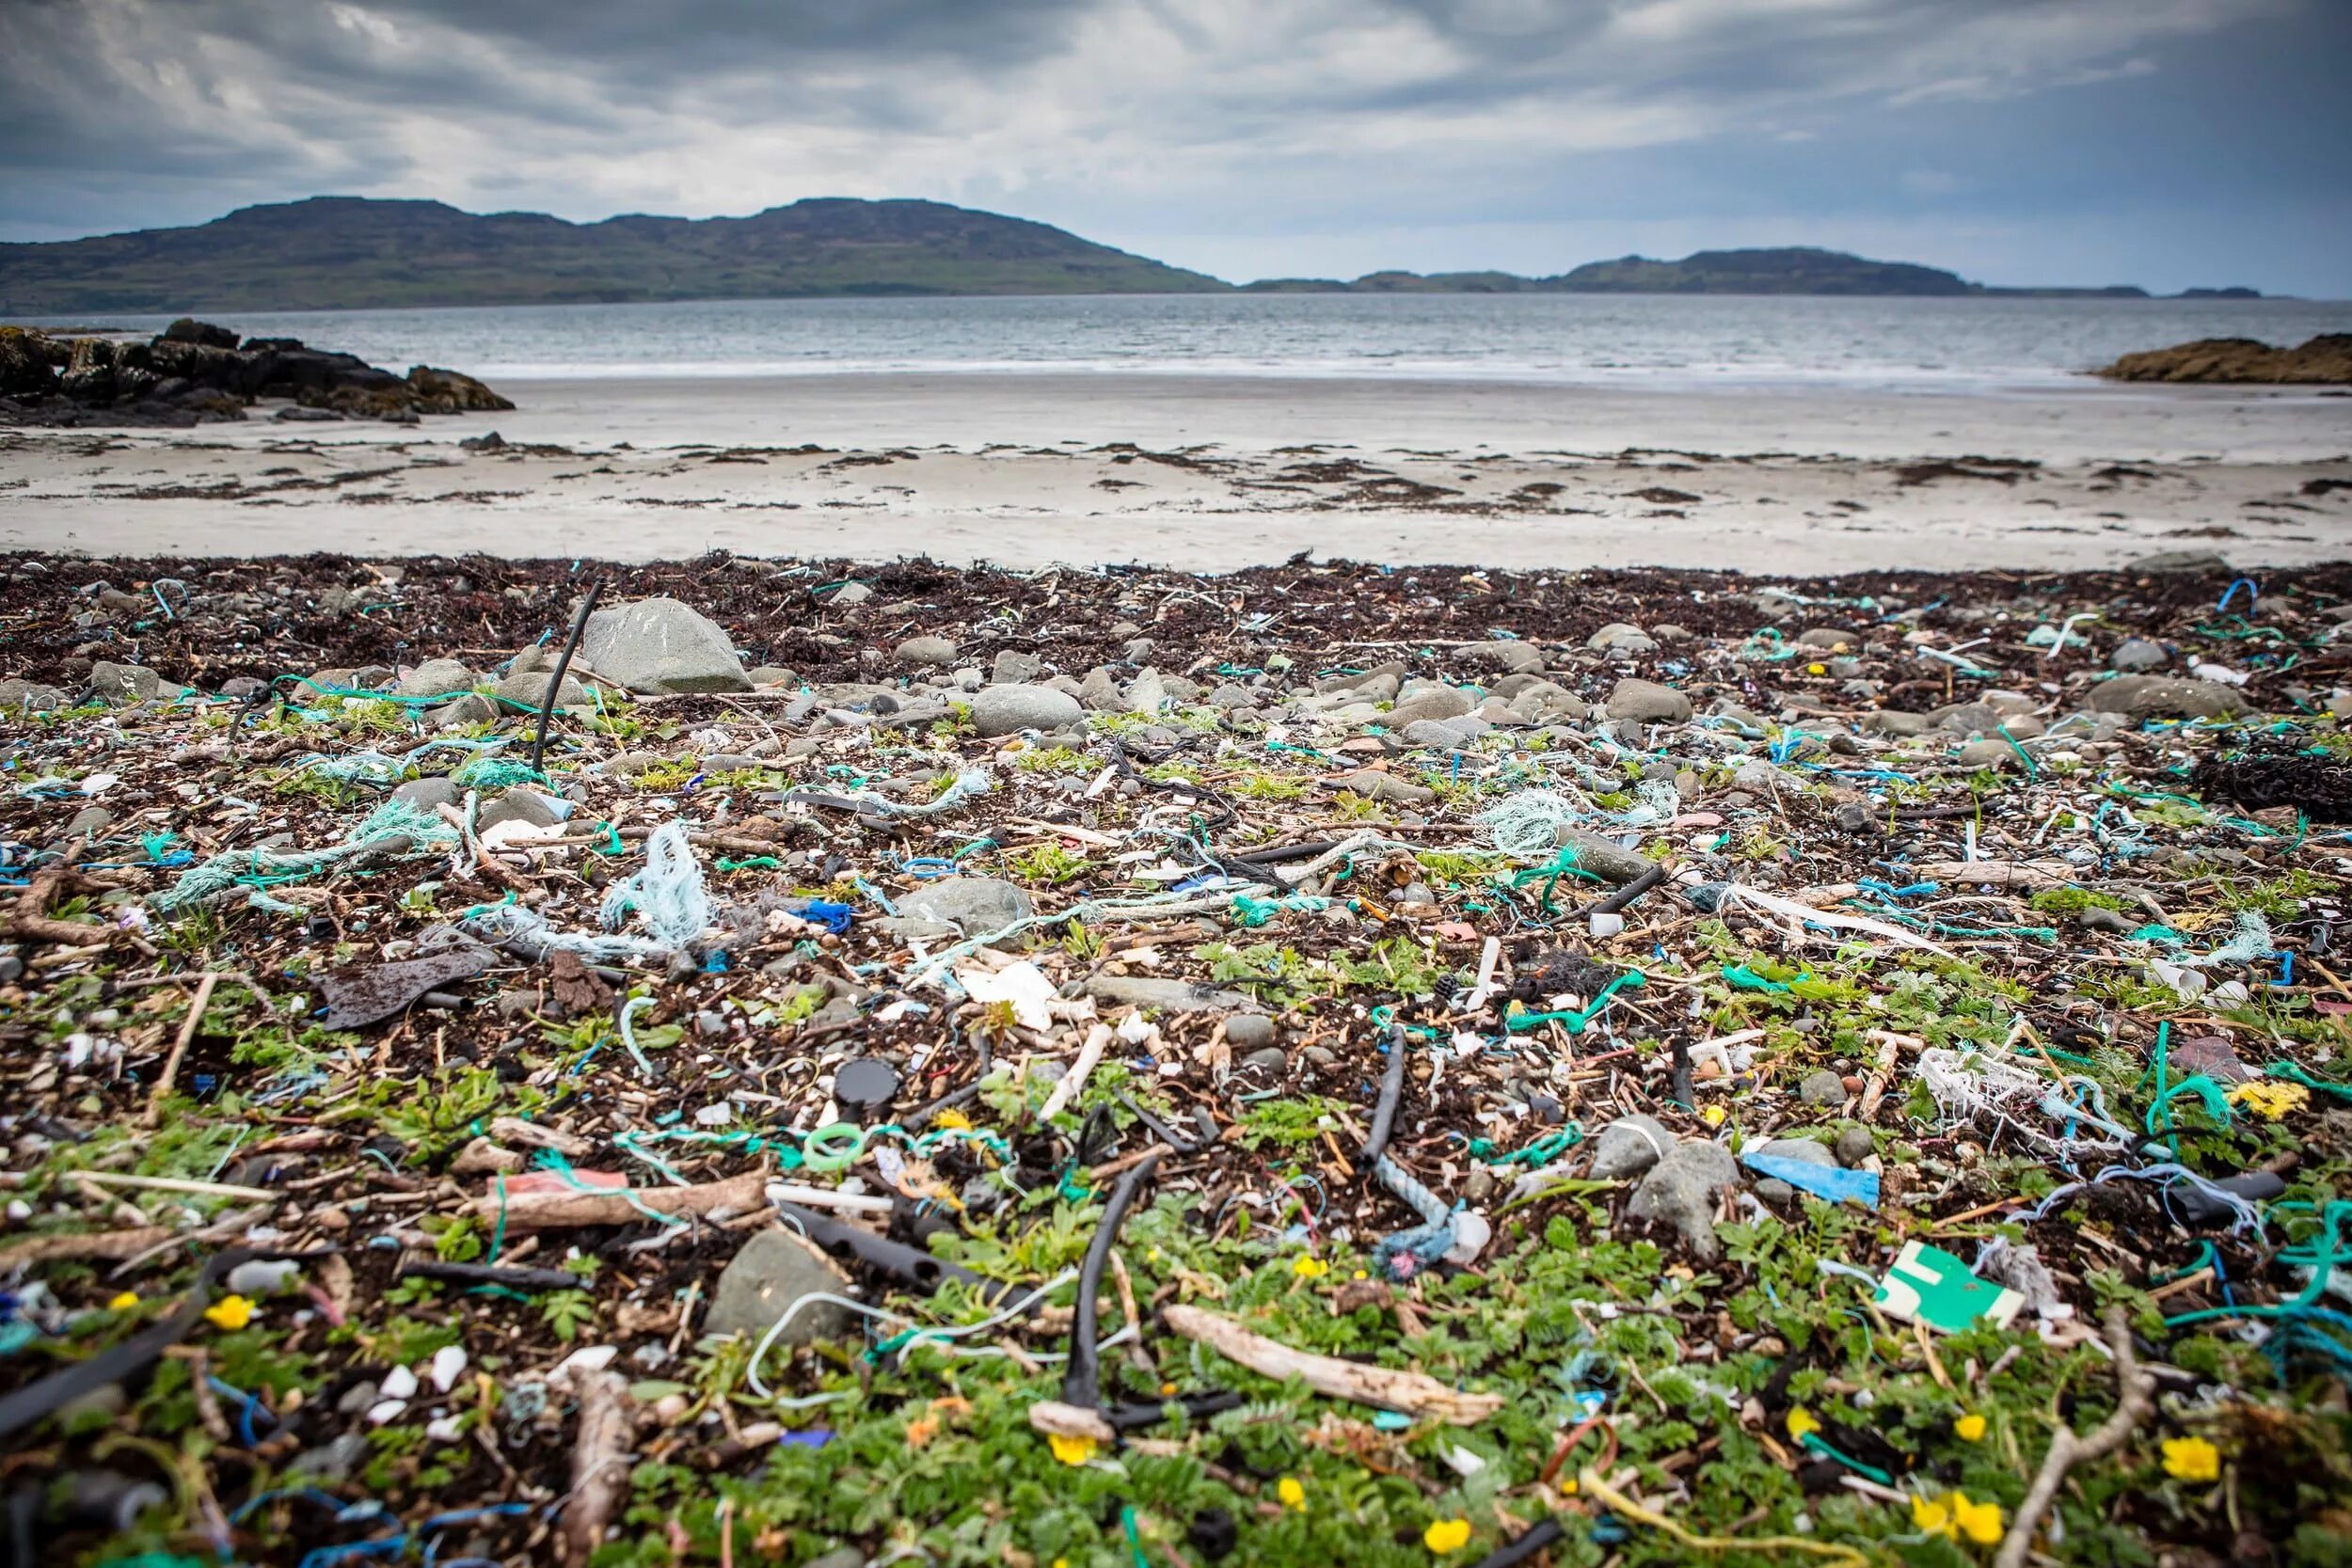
left=2128, top=549, right=2230, bottom=575
left=898, top=877, right=1033, bottom=937
left=88, top=661, right=175, bottom=703
left=580, top=596, right=750, bottom=694
left=898, top=636, right=959, bottom=668
left=1555, top=831, right=1653, bottom=883
left=704, top=1229, right=860, bottom=1342
left=491, top=670, right=588, bottom=710
left=1627, top=1141, right=1739, bottom=1260
left=1466, top=641, right=1546, bottom=674
left=973, top=684, right=1084, bottom=736
left=2085, top=675, right=2249, bottom=721
left=1330, top=770, right=1436, bottom=805
left=1606, top=677, right=1692, bottom=723
left=1387, top=687, right=1475, bottom=728
left=1086, top=975, right=1256, bottom=1012
left=0, top=678, right=66, bottom=712
left=1588, top=1114, right=1673, bottom=1181
left=393, top=657, right=476, bottom=699
left=1588, top=624, right=1658, bottom=656
left=393, top=777, right=462, bottom=812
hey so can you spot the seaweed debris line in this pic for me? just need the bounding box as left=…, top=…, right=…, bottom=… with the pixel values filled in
left=2, top=548, right=2351, bottom=1568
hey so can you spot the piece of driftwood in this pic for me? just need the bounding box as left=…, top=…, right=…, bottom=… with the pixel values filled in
left=1994, top=1306, right=2155, bottom=1568
left=1163, top=1303, right=1502, bottom=1425
left=559, top=1370, right=634, bottom=1567
left=0, top=1226, right=174, bottom=1269
left=466, top=1170, right=767, bottom=1230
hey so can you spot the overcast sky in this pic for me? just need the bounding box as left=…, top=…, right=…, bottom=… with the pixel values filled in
left=2, top=0, right=2346, bottom=294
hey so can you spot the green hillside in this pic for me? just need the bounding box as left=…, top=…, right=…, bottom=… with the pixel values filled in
left=0, top=197, right=1229, bottom=313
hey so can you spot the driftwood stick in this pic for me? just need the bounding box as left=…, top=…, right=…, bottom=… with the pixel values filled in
left=1163, top=1302, right=1503, bottom=1425
left=558, top=1370, right=634, bottom=1567
left=467, top=1170, right=768, bottom=1230
left=0, top=1226, right=175, bottom=1270
left=147, top=972, right=220, bottom=1126
left=5, top=866, right=115, bottom=948
left=1993, top=1305, right=2156, bottom=1568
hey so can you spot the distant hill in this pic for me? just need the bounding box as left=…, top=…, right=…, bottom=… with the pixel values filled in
left=0, top=197, right=1228, bottom=313
left=1244, top=246, right=2222, bottom=298
left=0, top=203, right=2257, bottom=311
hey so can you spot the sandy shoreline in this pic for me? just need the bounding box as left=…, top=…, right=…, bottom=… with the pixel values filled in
left=3, top=372, right=2348, bottom=570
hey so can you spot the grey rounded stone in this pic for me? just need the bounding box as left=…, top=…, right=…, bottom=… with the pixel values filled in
left=1835, top=1125, right=1875, bottom=1167
left=2110, top=638, right=2168, bottom=672
left=1800, top=1069, right=1849, bottom=1108
left=1241, top=1047, right=1288, bottom=1073
left=1223, top=1013, right=1277, bottom=1049
left=898, top=877, right=1034, bottom=938
left=1605, top=677, right=1692, bottom=723
left=705, top=1229, right=860, bottom=1343
left=972, top=684, right=1084, bottom=736
left=1588, top=1114, right=1672, bottom=1180
left=898, top=635, right=959, bottom=668
left=1627, top=1141, right=1738, bottom=1260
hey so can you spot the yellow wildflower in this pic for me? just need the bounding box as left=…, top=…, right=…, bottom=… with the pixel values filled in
left=1700, top=1104, right=1727, bottom=1128
left=1277, top=1476, right=1306, bottom=1511
left=1047, top=1433, right=1097, bottom=1465
left=1785, top=1408, right=1821, bottom=1441
left=1911, top=1495, right=1950, bottom=1536
left=2162, top=1435, right=2220, bottom=1482
left=1807, top=662, right=1829, bottom=676
left=202, top=1294, right=253, bottom=1331
left=1293, top=1255, right=1329, bottom=1279
left=1955, top=1413, right=1987, bottom=1442
left=1950, top=1493, right=2003, bottom=1545
left=2226, top=1081, right=2307, bottom=1120
left=932, top=1108, right=973, bottom=1131
left=107, top=1291, right=139, bottom=1311
left=1423, top=1518, right=1471, bottom=1554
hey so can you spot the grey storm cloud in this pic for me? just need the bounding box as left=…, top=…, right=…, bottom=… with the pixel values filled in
left=0, top=0, right=2344, bottom=293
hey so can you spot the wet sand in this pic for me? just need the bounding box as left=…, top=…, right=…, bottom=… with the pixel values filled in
left=3, top=372, right=2347, bottom=570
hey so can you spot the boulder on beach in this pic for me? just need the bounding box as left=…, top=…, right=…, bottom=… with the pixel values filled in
left=579, top=597, right=751, bottom=694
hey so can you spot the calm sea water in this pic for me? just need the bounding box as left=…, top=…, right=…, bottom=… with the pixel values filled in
left=54, top=293, right=2352, bottom=390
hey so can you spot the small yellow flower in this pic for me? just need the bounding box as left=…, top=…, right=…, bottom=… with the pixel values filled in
left=1292, top=1255, right=1329, bottom=1279
left=1423, top=1518, right=1471, bottom=1554
left=1950, top=1492, right=2003, bottom=1545
left=1954, top=1413, right=1987, bottom=1442
left=1047, top=1433, right=1097, bottom=1465
left=1785, top=1408, right=1821, bottom=1441
left=1353, top=1269, right=1369, bottom=1280
left=933, top=1108, right=973, bottom=1131
left=2162, top=1434, right=2220, bottom=1482
left=1700, top=1104, right=1727, bottom=1128
left=2226, top=1081, right=2307, bottom=1121
left=1806, top=662, right=1828, bottom=676
left=203, top=1294, right=253, bottom=1331
left=107, top=1291, right=139, bottom=1311
left=1911, top=1495, right=1950, bottom=1536
left=1277, top=1476, right=1306, bottom=1511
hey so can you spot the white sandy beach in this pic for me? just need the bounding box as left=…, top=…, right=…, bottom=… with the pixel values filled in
left=3, top=372, right=2347, bottom=570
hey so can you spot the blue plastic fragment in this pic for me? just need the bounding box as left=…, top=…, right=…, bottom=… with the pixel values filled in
left=1740, top=1149, right=1881, bottom=1207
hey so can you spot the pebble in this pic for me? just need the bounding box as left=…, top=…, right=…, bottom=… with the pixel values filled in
left=1222, top=1013, right=1277, bottom=1049
left=1800, top=1069, right=1849, bottom=1108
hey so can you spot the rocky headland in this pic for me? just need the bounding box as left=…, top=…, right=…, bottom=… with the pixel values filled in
left=2094, top=333, right=2352, bottom=385
left=0, top=316, right=511, bottom=429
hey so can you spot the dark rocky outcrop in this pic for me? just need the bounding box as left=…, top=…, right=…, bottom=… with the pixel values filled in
left=2093, top=334, right=2352, bottom=386
left=0, top=321, right=513, bottom=428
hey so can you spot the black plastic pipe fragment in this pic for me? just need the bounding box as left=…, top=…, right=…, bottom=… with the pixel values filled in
left=528, top=578, right=602, bottom=777
left=1062, top=1149, right=1162, bottom=1413
left=1362, top=1022, right=1408, bottom=1164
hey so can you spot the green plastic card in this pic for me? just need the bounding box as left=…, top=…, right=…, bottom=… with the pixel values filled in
left=1874, top=1240, right=2026, bottom=1333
